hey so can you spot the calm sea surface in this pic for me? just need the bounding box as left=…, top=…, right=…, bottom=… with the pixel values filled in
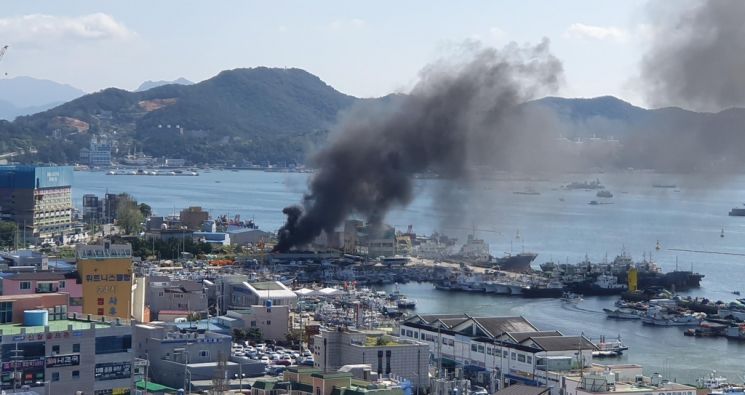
left=72, top=170, right=745, bottom=383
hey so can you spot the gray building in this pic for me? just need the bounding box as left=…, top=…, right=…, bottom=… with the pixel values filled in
left=133, top=323, right=263, bottom=391
left=0, top=313, right=133, bottom=395
left=146, top=276, right=208, bottom=320
left=313, top=328, right=430, bottom=391
left=213, top=306, right=291, bottom=342
left=215, top=277, right=297, bottom=314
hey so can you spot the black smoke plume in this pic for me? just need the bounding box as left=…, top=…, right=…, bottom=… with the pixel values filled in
left=641, top=0, right=745, bottom=111
left=274, top=40, right=563, bottom=252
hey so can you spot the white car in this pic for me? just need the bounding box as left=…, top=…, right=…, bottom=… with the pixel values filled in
left=255, top=344, right=267, bottom=352
left=259, top=356, right=270, bottom=364
left=269, top=353, right=281, bottom=360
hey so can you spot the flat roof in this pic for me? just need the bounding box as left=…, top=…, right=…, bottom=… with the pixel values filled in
left=0, top=292, right=68, bottom=301
left=0, top=319, right=112, bottom=335
left=251, top=281, right=286, bottom=291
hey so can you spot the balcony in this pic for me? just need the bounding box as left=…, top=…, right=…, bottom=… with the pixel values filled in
left=36, top=284, right=59, bottom=293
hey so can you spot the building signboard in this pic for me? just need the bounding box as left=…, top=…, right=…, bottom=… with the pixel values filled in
left=95, top=362, right=132, bottom=381
left=46, top=353, right=80, bottom=368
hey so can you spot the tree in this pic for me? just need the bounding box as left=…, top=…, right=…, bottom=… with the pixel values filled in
left=0, top=221, right=17, bottom=249
left=116, top=194, right=144, bottom=235
left=138, top=203, right=152, bottom=217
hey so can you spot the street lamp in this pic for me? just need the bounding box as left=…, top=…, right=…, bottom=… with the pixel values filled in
left=36, top=380, right=52, bottom=395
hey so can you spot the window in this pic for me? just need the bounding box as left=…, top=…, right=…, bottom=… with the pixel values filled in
left=477, top=345, right=485, bottom=353
left=518, top=354, right=526, bottom=363
left=527, top=356, right=532, bottom=364
left=401, top=329, right=406, bottom=336
left=72, top=370, right=80, bottom=380
left=442, top=338, right=447, bottom=345
left=487, top=347, right=492, bottom=355
left=52, top=372, right=60, bottom=382
left=414, top=332, right=418, bottom=339
left=251, top=321, right=257, bottom=327
left=511, top=352, right=516, bottom=361
left=58, top=281, right=66, bottom=289
left=95, top=335, right=132, bottom=354
left=199, top=350, right=209, bottom=358
left=20, top=281, right=31, bottom=290
left=52, top=345, right=60, bottom=354
left=503, top=350, right=508, bottom=358
left=73, top=343, right=80, bottom=353
left=266, top=320, right=271, bottom=325
left=97, top=308, right=104, bottom=315
left=471, top=344, right=477, bottom=352
left=0, top=302, right=12, bottom=323
left=97, top=298, right=104, bottom=306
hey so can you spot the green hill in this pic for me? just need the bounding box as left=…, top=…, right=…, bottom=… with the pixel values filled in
left=11, top=67, right=356, bottom=165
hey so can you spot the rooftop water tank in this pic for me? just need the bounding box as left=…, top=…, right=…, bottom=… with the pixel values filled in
left=24, top=310, right=49, bottom=327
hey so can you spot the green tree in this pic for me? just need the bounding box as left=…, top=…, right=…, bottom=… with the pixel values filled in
left=116, top=194, right=144, bottom=235
left=0, top=221, right=17, bottom=249
left=138, top=203, right=152, bottom=218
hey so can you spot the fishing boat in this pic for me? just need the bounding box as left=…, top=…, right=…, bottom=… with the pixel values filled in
left=592, top=335, right=628, bottom=357
left=603, top=308, right=642, bottom=320
left=397, top=298, right=417, bottom=309
left=561, top=292, right=583, bottom=303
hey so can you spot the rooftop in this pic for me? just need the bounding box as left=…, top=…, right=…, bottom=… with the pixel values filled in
left=523, top=336, right=598, bottom=352
left=505, top=331, right=563, bottom=343
left=76, top=243, right=132, bottom=259
left=0, top=318, right=114, bottom=335
left=1, top=272, right=66, bottom=281
left=251, top=281, right=286, bottom=291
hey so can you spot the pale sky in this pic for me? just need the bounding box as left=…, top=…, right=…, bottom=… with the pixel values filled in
left=1, top=1, right=652, bottom=105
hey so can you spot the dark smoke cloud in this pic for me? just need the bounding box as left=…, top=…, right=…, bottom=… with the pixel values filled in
left=274, top=39, right=563, bottom=252
left=641, top=0, right=745, bottom=112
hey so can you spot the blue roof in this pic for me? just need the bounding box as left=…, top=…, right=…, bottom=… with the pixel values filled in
left=0, top=165, right=73, bottom=189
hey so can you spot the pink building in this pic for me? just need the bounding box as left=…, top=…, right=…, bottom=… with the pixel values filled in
left=0, top=272, right=83, bottom=314
left=0, top=293, right=70, bottom=324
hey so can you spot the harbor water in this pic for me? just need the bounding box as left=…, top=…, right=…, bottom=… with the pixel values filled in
left=72, top=170, right=745, bottom=383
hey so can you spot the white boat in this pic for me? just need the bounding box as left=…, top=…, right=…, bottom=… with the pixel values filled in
left=561, top=292, right=583, bottom=303
left=603, top=308, right=641, bottom=320
left=641, top=314, right=703, bottom=326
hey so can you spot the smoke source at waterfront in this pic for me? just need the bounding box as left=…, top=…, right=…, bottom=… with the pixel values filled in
left=274, top=39, right=563, bottom=252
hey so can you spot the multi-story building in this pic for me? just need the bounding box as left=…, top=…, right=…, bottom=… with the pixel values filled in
left=180, top=206, right=209, bottom=231
left=76, top=242, right=133, bottom=319
left=226, top=281, right=297, bottom=310
left=133, top=323, right=263, bottom=391
left=0, top=165, right=74, bottom=241
left=0, top=271, right=83, bottom=314
left=88, top=135, right=113, bottom=167
left=312, top=328, right=430, bottom=391
left=214, top=305, right=291, bottom=341
left=0, top=312, right=133, bottom=394
left=398, top=314, right=597, bottom=389
left=82, top=194, right=103, bottom=224
left=146, top=276, right=208, bottom=320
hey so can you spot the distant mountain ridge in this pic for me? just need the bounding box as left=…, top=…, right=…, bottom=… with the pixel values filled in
left=136, top=77, right=193, bottom=92
left=1, top=68, right=744, bottom=172
left=0, top=76, right=86, bottom=120
left=7, top=67, right=356, bottom=164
